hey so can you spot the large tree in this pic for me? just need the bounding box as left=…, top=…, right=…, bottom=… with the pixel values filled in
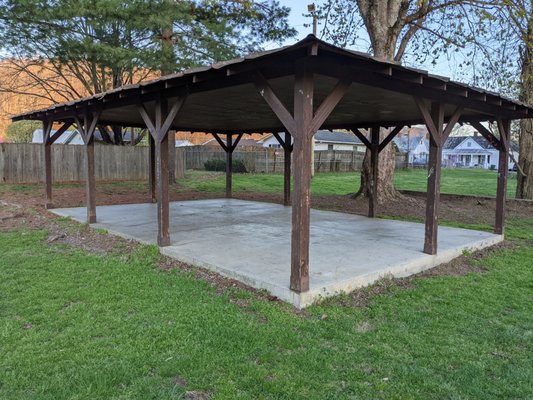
left=487, top=1, right=533, bottom=199
left=317, top=0, right=485, bottom=201
left=0, top=0, right=296, bottom=143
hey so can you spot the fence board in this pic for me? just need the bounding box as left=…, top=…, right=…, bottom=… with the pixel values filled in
left=0, top=143, right=185, bottom=184
left=0, top=143, right=406, bottom=184
left=185, top=146, right=408, bottom=173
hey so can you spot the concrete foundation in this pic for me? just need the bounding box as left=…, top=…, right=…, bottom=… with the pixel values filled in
left=51, top=199, right=502, bottom=308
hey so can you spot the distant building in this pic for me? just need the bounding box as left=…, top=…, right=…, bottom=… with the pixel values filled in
left=175, top=140, right=194, bottom=147
left=32, top=128, right=144, bottom=145
left=442, top=136, right=519, bottom=169
left=32, top=128, right=84, bottom=145
left=258, top=130, right=365, bottom=152
left=393, top=134, right=429, bottom=166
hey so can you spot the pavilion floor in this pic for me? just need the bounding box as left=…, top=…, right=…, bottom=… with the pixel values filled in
left=51, top=199, right=502, bottom=308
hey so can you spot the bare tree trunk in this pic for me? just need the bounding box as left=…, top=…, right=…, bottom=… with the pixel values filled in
left=517, top=16, right=533, bottom=199
left=354, top=0, right=406, bottom=203
left=356, top=130, right=398, bottom=201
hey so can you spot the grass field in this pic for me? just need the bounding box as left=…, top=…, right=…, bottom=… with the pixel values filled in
left=174, top=168, right=518, bottom=198
left=0, top=168, right=517, bottom=199
left=1, top=168, right=531, bottom=398
left=1, top=216, right=533, bottom=399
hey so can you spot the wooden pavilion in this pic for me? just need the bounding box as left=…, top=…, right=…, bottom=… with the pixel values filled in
left=13, top=35, right=533, bottom=295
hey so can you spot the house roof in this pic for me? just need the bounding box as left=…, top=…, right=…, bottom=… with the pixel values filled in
left=393, top=134, right=428, bottom=153
left=444, top=135, right=519, bottom=152
left=445, top=148, right=493, bottom=154
left=314, top=130, right=363, bottom=145
left=12, top=35, right=533, bottom=133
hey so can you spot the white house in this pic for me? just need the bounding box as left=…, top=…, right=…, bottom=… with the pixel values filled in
left=442, top=136, right=519, bottom=169
left=258, top=130, right=365, bottom=152
left=393, top=134, right=429, bottom=165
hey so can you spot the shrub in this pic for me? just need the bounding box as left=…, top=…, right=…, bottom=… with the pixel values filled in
left=4, top=120, right=41, bottom=143
left=204, top=158, right=247, bottom=173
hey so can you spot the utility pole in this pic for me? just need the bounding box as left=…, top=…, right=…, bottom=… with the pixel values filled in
left=308, top=3, right=317, bottom=176
left=308, top=3, right=317, bottom=35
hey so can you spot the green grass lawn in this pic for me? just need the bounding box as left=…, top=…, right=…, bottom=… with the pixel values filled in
left=176, top=168, right=517, bottom=198
left=1, top=216, right=533, bottom=399
left=0, top=168, right=516, bottom=199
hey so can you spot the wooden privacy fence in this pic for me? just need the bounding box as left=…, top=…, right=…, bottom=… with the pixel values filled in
left=0, top=143, right=408, bottom=184
left=0, top=143, right=185, bottom=184
left=184, top=146, right=409, bottom=173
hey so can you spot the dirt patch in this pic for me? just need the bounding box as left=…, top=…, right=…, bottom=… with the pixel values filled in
left=157, top=253, right=280, bottom=306
left=184, top=391, right=211, bottom=400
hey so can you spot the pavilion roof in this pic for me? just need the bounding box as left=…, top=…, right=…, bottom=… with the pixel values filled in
left=13, top=35, right=533, bottom=133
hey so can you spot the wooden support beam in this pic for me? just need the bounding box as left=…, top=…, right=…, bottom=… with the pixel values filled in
left=155, top=126, right=171, bottom=245
left=272, top=132, right=292, bottom=206
left=369, top=125, right=380, bottom=218
left=231, top=133, right=244, bottom=151
left=211, top=133, right=228, bottom=152
left=42, top=120, right=53, bottom=209
left=254, top=72, right=297, bottom=136
left=415, top=100, right=462, bottom=255
left=149, top=134, right=156, bottom=203
left=85, top=139, right=96, bottom=223
left=255, top=64, right=350, bottom=293
left=350, top=128, right=371, bottom=148
left=469, top=121, right=503, bottom=151
left=74, top=110, right=101, bottom=223
left=378, top=125, right=403, bottom=153
left=309, top=78, right=351, bottom=133
left=284, top=133, right=292, bottom=206
left=138, top=94, right=187, bottom=246
left=290, top=62, right=314, bottom=293
left=226, top=133, right=233, bottom=198
left=43, top=120, right=73, bottom=209
left=47, top=121, right=73, bottom=145
left=495, top=119, right=510, bottom=235
left=272, top=132, right=286, bottom=148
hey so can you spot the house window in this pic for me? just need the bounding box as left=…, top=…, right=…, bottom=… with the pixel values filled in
left=467, top=142, right=472, bottom=147
left=487, top=155, right=491, bottom=163
left=328, top=144, right=333, bottom=150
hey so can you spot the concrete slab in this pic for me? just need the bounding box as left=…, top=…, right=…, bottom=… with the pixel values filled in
left=51, top=199, right=502, bottom=308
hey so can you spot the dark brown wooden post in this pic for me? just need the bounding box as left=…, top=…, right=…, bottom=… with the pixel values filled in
left=138, top=92, right=187, bottom=246
left=149, top=133, right=156, bottom=202
left=254, top=61, right=351, bottom=293
left=284, top=132, right=292, bottom=206
left=415, top=99, right=463, bottom=255
left=156, top=126, right=171, bottom=245
left=42, top=120, right=53, bottom=209
left=74, top=112, right=100, bottom=224
left=272, top=131, right=292, bottom=206
left=85, top=138, right=97, bottom=223
left=291, top=63, right=314, bottom=293
left=226, top=133, right=233, bottom=198
left=42, top=120, right=72, bottom=209
left=495, top=119, right=510, bottom=235
left=369, top=125, right=380, bottom=218
left=424, top=107, right=443, bottom=255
